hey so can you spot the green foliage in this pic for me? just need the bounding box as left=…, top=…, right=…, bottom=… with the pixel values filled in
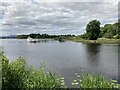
left=16, top=35, right=28, bottom=39
left=101, top=24, right=115, bottom=38
left=113, top=34, right=120, bottom=39
left=100, top=22, right=120, bottom=39
left=81, top=21, right=119, bottom=40
left=80, top=33, right=91, bottom=40
left=58, top=36, right=65, bottom=42
left=72, top=72, right=120, bottom=88
left=85, top=19, right=101, bottom=40
left=16, top=33, right=75, bottom=39
left=1, top=53, right=62, bottom=89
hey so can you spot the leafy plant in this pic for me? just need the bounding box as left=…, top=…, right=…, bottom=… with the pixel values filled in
left=72, top=72, right=120, bottom=89
left=1, top=53, right=64, bottom=89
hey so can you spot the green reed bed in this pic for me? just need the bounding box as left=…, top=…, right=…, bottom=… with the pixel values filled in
left=1, top=53, right=66, bottom=89
left=72, top=72, right=120, bottom=89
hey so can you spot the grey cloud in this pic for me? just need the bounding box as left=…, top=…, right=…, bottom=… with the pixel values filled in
left=0, top=1, right=118, bottom=36
left=18, top=20, right=37, bottom=25
left=3, top=23, right=13, bottom=26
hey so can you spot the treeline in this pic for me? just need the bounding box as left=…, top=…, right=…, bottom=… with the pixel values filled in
left=16, top=34, right=75, bottom=39
left=16, top=20, right=120, bottom=40
left=80, top=21, right=120, bottom=40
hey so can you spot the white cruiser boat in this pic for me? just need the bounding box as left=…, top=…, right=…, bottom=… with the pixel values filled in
left=26, top=36, right=36, bottom=43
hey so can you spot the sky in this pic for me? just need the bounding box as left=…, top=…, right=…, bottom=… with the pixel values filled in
left=0, top=0, right=119, bottom=36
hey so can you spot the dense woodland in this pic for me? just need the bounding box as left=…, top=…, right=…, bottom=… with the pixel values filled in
left=80, top=21, right=120, bottom=39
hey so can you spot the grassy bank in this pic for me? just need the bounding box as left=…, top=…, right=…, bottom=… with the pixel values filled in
left=65, top=37, right=120, bottom=44
left=0, top=51, right=120, bottom=89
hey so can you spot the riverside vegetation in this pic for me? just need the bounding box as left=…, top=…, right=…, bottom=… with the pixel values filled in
left=16, top=20, right=120, bottom=44
left=0, top=49, right=120, bottom=89
left=1, top=49, right=67, bottom=89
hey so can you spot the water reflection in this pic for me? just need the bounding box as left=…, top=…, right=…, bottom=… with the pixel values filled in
left=38, top=39, right=54, bottom=43
left=85, top=43, right=101, bottom=67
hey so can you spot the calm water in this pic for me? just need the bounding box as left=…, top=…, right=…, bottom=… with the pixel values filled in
left=1, top=39, right=119, bottom=87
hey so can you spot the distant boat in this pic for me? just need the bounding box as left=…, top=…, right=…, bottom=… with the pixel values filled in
left=26, top=36, right=36, bottom=43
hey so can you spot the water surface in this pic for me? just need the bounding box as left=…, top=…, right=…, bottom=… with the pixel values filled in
left=1, top=39, right=119, bottom=87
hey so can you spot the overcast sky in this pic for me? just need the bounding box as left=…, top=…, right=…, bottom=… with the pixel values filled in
left=0, top=0, right=119, bottom=36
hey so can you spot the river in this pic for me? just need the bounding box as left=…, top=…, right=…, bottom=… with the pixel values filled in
left=1, top=39, right=119, bottom=87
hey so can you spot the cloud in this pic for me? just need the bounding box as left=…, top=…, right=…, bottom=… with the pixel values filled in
left=0, top=0, right=118, bottom=36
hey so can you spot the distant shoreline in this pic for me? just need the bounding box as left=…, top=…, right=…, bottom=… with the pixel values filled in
left=1, top=38, right=120, bottom=44
left=65, top=38, right=120, bottom=44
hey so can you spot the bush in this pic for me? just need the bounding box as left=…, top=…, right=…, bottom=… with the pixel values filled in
left=113, top=34, right=120, bottom=39
left=80, top=33, right=91, bottom=40
left=1, top=54, right=62, bottom=89
left=102, top=32, right=114, bottom=39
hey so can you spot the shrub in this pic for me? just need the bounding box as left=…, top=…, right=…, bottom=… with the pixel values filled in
left=1, top=53, right=62, bottom=89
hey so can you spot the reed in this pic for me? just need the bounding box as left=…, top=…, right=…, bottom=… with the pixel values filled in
left=72, top=72, right=120, bottom=88
left=1, top=53, right=65, bottom=89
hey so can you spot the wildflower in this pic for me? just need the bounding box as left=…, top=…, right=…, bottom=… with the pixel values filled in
left=61, top=82, right=65, bottom=86
left=72, top=82, right=79, bottom=85
left=79, top=80, right=82, bottom=82
left=60, top=77, right=64, bottom=80
left=74, top=82, right=79, bottom=85
left=73, top=80, right=77, bottom=82
left=77, top=75, right=80, bottom=78
left=75, top=73, right=78, bottom=75
left=114, top=85, right=118, bottom=88
left=57, top=78, right=59, bottom=81
left=81, top=84, right=82, bottom=87
left=72, top=83, right=75, bottom=85
left=47, top=72, right=49, bottom=74
left=61, top=80, right=64, bottom=83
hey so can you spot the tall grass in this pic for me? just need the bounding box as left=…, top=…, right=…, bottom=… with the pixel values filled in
left=1, top=53, right=65, bottom=89
left=72, top=72, right=120, bottom=89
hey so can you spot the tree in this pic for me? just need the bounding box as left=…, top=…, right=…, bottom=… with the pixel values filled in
left=101, top=24, right=115, bottom=38
left=99, top=22, right=120, bottom=39
left=86, top=20, right=101, bottom=40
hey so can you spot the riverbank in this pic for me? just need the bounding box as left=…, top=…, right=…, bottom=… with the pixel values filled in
left=65, top=37, right=120, bottom=44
